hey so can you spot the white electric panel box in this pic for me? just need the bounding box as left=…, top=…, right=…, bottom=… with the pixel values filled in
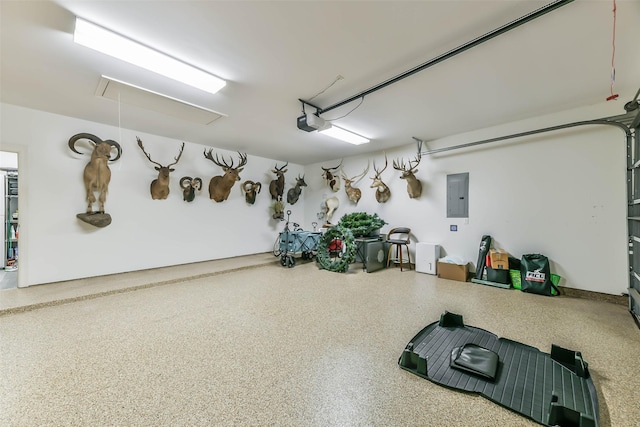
left=415, top=243, right=440, bottom=275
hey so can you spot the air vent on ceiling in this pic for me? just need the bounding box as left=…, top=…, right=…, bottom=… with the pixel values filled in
left=95, top=76, right=226, bottom=125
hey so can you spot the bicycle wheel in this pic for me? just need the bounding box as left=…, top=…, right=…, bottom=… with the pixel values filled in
left=273, top=235, right=282, bottom=257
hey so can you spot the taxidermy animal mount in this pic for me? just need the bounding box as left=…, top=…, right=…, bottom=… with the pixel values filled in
left=241, top=180, right=262, bottom=205
left=324, top=196, right=340, bottom=224
left=204, top=149, right=247, bottom=202
left=341, top=161, right=369, bottom=205
left=370, top=154, right=391, bottom=203
left=137, top=137, right=185, bottom=200
left=321, top=159, right=343, bottom=192
left=68, top=132, right=122, bottom=216
left=287, top=174, right=307, bottom=205
left=179, top=176, right=202, bottom=202
left=269, top=162, right=288, bottom=200
left=393, top=153, right=422, bottom=199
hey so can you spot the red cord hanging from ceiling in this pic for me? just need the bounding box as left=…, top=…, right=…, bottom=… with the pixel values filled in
left=606, top=0, right=619, bottom=101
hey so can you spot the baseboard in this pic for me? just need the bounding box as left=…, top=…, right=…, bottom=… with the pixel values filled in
left=559, top=286, right=627, bottom=306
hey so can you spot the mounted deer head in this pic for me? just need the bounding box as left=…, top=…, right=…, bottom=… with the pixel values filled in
left=68, top=133, right=122, bottom=214
left=137, top=137, right=184, bottom=200
left=286, top=174, right=307, bottom=205
left=370, top=154, right=391, bottom=203
left=321, top=159, right=343, bottom=192
left=393, top=153, right=422, bottom=198
left=179, top=176, right=202, bottom=202
left=269, top=162, right=288, bottom=200
left=341, top=161, right=370, bottom=205
left=241, top=180, right=262, bottom=205
left=203, top=149, right=247, bottom=202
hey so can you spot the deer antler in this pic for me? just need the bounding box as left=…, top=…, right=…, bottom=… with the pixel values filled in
left=167, top=142, right=185, bottom=168
left=204, top=150, right=229, bottom=169
left=273, top=161, right=288, bottom=173
left=137, top=137, right=163, bottom=168
left=353, top=161, right=370, bottom=183
left=372, top=154, right=388, bottom=178
left=342, top=161, right=370, bottom=183
left=236, top=152, right=248, bottom=169
left=394, top=152, right=421, bottom=173
left=204, top=150, right=247, bottom=171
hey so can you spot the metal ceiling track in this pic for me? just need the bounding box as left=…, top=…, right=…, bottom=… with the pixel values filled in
left=420, top=89, right=639, bottom=155
left=300, top=0, right=574, bottom=115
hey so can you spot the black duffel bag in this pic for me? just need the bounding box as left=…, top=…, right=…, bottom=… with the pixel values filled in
left=520, top=254, right=559, bottom=296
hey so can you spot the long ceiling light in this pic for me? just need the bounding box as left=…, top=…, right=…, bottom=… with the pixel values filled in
left=74, top=18, right=226, bottom=95
left=319, top=124, right=370, bottom=145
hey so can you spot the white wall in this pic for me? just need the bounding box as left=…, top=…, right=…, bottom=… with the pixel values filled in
left=303, top=101, right=629, bottom=295
left=2, top=101, right=630, bottom=295
left=0, top=151, right=18, bottom=169
left=1, top=103, right=305, bottom=286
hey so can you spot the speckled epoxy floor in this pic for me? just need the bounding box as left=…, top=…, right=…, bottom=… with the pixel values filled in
left=1, top=257, right=638, bottom=426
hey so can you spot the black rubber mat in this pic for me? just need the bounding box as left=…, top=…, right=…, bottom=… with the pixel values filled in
left=398, top=312, right=599, bottom=427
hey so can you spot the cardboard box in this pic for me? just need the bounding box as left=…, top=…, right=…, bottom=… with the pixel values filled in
left=437, top=261, right=468, bottom=282
left=489, top=249, right=509, bottom=270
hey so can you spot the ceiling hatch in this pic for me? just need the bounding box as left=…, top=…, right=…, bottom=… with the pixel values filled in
left=95, top=76, right=226, bottom=125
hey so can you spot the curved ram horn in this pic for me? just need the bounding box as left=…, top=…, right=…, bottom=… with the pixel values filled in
left=106, top=139, right=122, bottom=161
left=180, top=176, right=192, bottom=190
left=68, top=133, right=103, bottom=155
left=193, top=177, right=203, bottom=191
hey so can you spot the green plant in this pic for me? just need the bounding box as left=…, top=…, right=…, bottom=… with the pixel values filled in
left=337, top=212, right=386, bottom=237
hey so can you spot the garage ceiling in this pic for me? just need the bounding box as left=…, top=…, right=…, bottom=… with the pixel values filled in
left=1, top=0, right=638, bottom=164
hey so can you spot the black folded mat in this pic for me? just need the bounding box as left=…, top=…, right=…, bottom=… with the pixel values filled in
left=398, top=312, right=599, bottom=427
left=450, top=343, right=499, bottom=381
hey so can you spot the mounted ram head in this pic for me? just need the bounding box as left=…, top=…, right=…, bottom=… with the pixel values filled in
left=179, top=176, right=203, bottom=202
left=241, top=180, right=262, bottom=205
left=68, top=132, right=122, bottom=214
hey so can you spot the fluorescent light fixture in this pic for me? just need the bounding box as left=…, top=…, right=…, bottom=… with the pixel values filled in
left=319, top=124, right=370, bottom=145
left=74, top=18, right=226, bottom=95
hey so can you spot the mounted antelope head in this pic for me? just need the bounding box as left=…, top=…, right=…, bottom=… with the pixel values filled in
left=137, top=137, right=184, bottom=200
left=286, top=174, right=307, bottom=205
left=269, top=162, right=288, bottom=200
left=179, top=176, right=202, bottom=202
left=370, top=154, right=391, bottom=203
left=68, top=133, right=122, bottom=214
left=321, top=159, right=343, bottom=192
left=241, top=180, right=262, bottom=205
left=203, top=149, right=247, bottom=202
left=393, top=153, right=422, bottom=199
left=341, top=161, right=370, bottom=205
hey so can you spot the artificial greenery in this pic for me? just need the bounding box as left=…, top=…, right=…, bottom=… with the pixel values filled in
left=337, top=212, right=387, bottom=237
left=316, top=225, right=355, bottom=273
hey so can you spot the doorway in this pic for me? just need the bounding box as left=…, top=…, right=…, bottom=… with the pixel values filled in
left=1, top=150, right=19, bottom=289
